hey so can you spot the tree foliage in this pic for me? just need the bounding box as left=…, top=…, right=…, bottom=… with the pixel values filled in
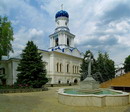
left=124, top=55, right=130, bottom=73
left=16, top=41, right=48, bottom=88
left=93, top=52, right=115, bottom=83
left=80, top=51, right=115, bottom=83
left=0, top=16, right=14, bottom=60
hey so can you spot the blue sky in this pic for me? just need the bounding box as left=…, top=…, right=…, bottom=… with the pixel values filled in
left=0, top=0, right=130, bottom=65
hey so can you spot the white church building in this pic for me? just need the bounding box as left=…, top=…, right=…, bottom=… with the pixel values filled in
left=0, top=9, right=84, bottom=85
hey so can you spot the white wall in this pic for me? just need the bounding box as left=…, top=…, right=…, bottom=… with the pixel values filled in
left=0, top=49, right=83, bottom=85
left=46, top=51, right=82, bottom=84
left=0, top=59, right=19, bottom=85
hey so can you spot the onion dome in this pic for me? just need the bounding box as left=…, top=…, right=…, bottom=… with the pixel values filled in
left=55, top=10, right=69, bottom=18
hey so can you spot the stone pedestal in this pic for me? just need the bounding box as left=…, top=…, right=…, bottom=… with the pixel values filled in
left=80, top=76, right=99, bottom=90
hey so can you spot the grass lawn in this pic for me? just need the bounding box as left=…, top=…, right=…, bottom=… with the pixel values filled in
left=0, top=86, right=130, bottom=112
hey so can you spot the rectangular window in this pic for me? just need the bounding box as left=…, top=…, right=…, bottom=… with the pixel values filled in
left=0, top=68, right=5, bottom=74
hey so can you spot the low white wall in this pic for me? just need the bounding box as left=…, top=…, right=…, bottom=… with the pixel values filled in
left=58, top=89, right=129, bottom=107
left=105, top=95, right=129, bottom=106
left=58, top=94, right=105, bottom=107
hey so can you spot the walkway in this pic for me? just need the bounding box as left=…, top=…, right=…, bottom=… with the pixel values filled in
left=0, top=86, right=130, bottom=112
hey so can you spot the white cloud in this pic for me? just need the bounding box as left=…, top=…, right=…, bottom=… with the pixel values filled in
left=1, top=0, right=130, bottom=64
left=0, top=0, right=50, bottom=57
left=29, top=29, right=43, bottom=37
left=99, top=35, right=109, bottom=41
left=106, top=19, right=130, bottom=33
left=12, top=27, right=46, bottom=57
left=116, top=35, right=130, bottom=46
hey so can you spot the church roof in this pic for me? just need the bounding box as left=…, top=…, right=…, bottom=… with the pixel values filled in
left=38, top=49, right=49, bottom=52
left=55, top=10, right=69, bottom=18
left=49, top=30, right=75, bottom=38
left=49, top=46, right=84, bottom=59
left=1, top=55, right=21, bottom=60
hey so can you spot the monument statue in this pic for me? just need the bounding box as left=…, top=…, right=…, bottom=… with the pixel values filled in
left=80, top=52, right=99, bottom=90
left=85, top=52, right=93, bottom=77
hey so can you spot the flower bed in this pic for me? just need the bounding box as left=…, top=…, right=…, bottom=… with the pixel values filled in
left=0, top=88, right=47, bottom=94
left=0, top=85, right=48, bottom=93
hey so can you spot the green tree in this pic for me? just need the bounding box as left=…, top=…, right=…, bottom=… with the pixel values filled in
left=124, top=55, right=130, bottom=73
left=16, top=41, right=48, bottom=88
left=0, top=16, right=14, bottom=60
left=94, top=52, right=115, bottom=83
left=0, top=16, right=14, bottom=85
left=80, top=50, right=95, bottom=81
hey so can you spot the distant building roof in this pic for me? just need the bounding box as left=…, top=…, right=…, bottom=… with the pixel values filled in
left=100, top=72, right=130, bottom=88
left=1, top=56, right=9, bottom=60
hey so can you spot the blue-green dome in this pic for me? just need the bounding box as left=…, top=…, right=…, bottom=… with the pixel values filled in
left=55, top=10, right=69, bottom=18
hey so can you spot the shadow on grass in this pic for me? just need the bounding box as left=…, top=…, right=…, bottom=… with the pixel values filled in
left=0, top=93, right=42, bottom=112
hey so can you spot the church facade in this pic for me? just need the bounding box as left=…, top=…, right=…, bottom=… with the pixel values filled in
left=0, top=9, right=83, bottom=85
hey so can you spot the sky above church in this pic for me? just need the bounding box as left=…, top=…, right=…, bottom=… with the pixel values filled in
left=0, top=0, right=130, bottom=65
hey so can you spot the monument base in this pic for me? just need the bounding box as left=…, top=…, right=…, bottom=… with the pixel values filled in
left=79, top=76, right=99, bottom=90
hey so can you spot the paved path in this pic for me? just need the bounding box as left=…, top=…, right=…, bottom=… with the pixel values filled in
left=0, top=86, right=130, bottom=112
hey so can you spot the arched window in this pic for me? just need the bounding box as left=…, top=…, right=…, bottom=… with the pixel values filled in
left=60, top=63, right=62, bottom=72
left=77, top=66, right=79, bottom=73
left=75, top=66, right=76, bottom=73
left=65, top=22, right=67, bottom=25
left=74, top=79, right=78, bottom=84
left=76, top=66, right=78, bottom=73
left=75, top=66, right=77, bottom=73
left=58, top=80, right=61, bottom=84
left=67, top=80, right=69, bottom=84
left=67, top=38, right=69, bottom=46
left=67, top=64, right=69, bottom=73
left=57, top=63, right=59, bottom=72
left=55, top=38, right=58, bottom=46
left=0, top=68, right=5, bottom=74
left=3, top=68, right=5, bottom=74
left=57, top=21, right=59, bottom=25
left=73, top=65, right=74, bottom=73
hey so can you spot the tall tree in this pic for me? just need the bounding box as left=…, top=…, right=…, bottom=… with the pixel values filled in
left=0, top=16, right=14, bottom=60
left=0, top=16, right=13, bottom=85
left=124, top=55, right=130, bottom=73
left=94, top=52, right=115, bottom=83
left=16, top=41, right=48, bottom=88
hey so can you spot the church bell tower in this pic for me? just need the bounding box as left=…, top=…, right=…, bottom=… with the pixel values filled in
left=49, top=7, right=75, bottom=50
